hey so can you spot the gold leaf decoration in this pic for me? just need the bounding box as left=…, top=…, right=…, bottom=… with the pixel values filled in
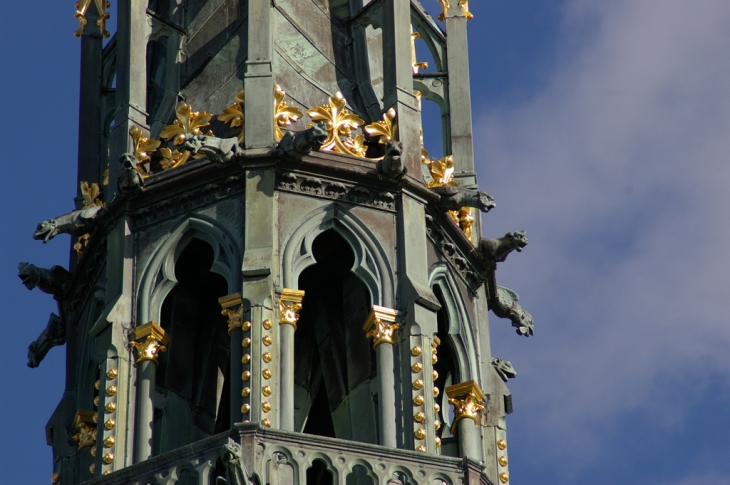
left=74, top=234, right=91, bottom=260
left=411, top=29, right=429, bottom=74
left=426, top=155, right=458, bottom=188
left=218, top=88, right=245, bottom=142
left=102, top=169, right=109, bottom=186
left=160, top=102, right=214, bottom=146
left=456, top=207, right=475, bottom=243
left=436, top=0, right=450, bottom=21
left=130, top=126, right=161, bottom=177
left=81, top=181, right=105, bottom=208
left=74, top=0, right=111, bottom=38
left=458, top=0, right=474, bottom=20
left=307, top=92, right=366, bottom=156
left=274, top=85, right=304, bottom=142
left=364, top=108, right=397, bottom=145
left=159, top=147, right=191, bottom=171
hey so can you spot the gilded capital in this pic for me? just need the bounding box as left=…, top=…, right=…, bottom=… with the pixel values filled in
left=363, top=306, right=399, bottom=348
left=72, top=410, right=97, bottom=450
left=130, top=321, right=171, bottom=364
left=446, top=380, right=485, bottom=432
left=278, top=288, right=305, bottom=329
left=219, top=293, right=244, bottom=334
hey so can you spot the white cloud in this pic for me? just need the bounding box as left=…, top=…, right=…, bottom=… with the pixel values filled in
left=475, top=0, right=730, bottom=476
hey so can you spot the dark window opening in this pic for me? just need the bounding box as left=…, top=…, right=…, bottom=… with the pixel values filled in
left=307, top=460, right=334, bottom=485
left=433, top=285, right=459, bottom=453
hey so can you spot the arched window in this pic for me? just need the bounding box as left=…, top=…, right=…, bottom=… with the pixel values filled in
left=433, top=285, right=459, bottom=456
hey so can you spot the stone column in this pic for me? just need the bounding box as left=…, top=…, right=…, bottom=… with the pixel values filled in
left=220, top=293, right=245, bottom=425
left=130, top=322, right=170, bottom=463
left=446, top=380, right=484, bottom=461
left=364, top=306, right=400, bottom=448
left=277, top=289, right=305, bottom=431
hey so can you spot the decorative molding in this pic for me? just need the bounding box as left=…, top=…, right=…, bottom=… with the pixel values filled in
left=72, top=410, right=97, bottom=450
left=363, top=305, right=399, bottom=348
left=130, top=321, right=171, bottom=364
left=219, top=293, right=244, bottom=335
left=425, top=215, right=482, bottom=290
left=445, top=380, right=484, bottom=433
left=278, top=289, right=305, bottom=329
left=276, top=172, right=397, bottom=212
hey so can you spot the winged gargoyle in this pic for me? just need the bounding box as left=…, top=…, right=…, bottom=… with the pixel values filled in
left=489, top=286, right=533, bottom=336
left=27, top=313, right=67, bottom=368
left=276, top=123, right=328, bottom=161
left=432, top=185, right=496, bottom=213
left=478, top=230, right=528, bottom=265
left=185, top=134, right=245, bottom=165
left=491, top=357, right=517, bottom=382
left=33, top=205, right=105, bottom=243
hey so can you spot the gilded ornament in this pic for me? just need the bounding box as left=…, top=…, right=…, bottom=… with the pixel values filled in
left=262, top=369, right=272, bottom=379
left=458, top=0, right=474, bottom=19
left=51, top=473, right=60, bottom=484
left=411, top=29, right=429, bottom=74
left=242, top=371, right=251, bottom=381
left=90, top=446, right=97, bottom=457
left=102, top=169, right=109, bottom=186
left=103, top=436, right=115, bottom=448
left=497, top=439, right=507, bottom=450
left=434, top=420, right=441, bottom=431
left=412, top=362, right=423, bottom=373
left=262, top=418, right=272, bottom=428
left=105, top=402, right=116, bottom=413
left=414, top=428, right=426, bottom=440
left=130, top=322, right=170, bottom=364
left=92, top=412, right=98, bottom=423
left=219, top=293, right=244, bottom=334
left=499, top=473, right=509, bottom=484
left=307, top=92, right=367, bottom=157
left=242, top=404, right=250, bottom=414
left=263, top=319, right=273, bottom=330
left=413, top=395, right=425, bottom=406
left=274, top=85, right=304, bottom=141
left=446, top=380, right=485, bottom=432
left=262, top=352, right=272, bottom=363
left=434, top=403, right=440, bottom=414
left=455, top=207, right=475, bottom=243
left=242, top=338, right=251, bottom=348
left=363, top=108, right=397, bottom=146
left=363, top=306, right=399, bottom=348
left=89, top=464, right=95, bottom=474
left=105, top=386, right=117, bottom=397
left=158, top=147, right=191, bottom=171
left=433, top=370, right=439, bottom=381
left=74, top=0, right=111, bottom=38
left=435, top=437, right=442, bottom=447
left=426, top=155, right=457, bottom=188
left=278, top=290, right=304, bottom=328
left=262, top=386, right=272, bottom=396
left=72, top=421, right=96, bottom=450
left=103, top=471, right=111, bottom=476
left=433, top=387, right=440, bottom=397
left=74, top=234, right=91, bottom=260
left=498, top=456, right=508, bottom=467
left=432, top=353, right=438, bottom=365
left=102, top=453, right=114, bottom=464
left=411, top=346, right=423, bottom=356
left=262, top=336, right=273, bottom=346
left=218, top=88, right=245, bottom=142
left=94, top=396, right=99, bottom=407
left=416, top=445, right=427, bottom=453
left=106, top=369, right=118, bottom=379
left=262, top=402, right=272, bottom=412
left=413, top=379, right=424, bottom=390
left=414, top=412, right=426, bottom=423
left=81, top=181, right=105, bottom=209
left=160, top=102, right=214, bottom=146
left=242, top=321, right=251, bottom=331
left=129, top=126, right=161, bottom=176
left=242, top=387, right=251, bottom=397
left=104, top=419, right=115, bottom=430
left=242, top=354, right=251, bottom=364
left=436, top=0, right=450, bottom=21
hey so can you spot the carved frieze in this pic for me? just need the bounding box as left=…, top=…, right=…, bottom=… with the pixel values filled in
left=276, top=172, right=397, bottom=212
left=425, top=214, right=483, bottom=290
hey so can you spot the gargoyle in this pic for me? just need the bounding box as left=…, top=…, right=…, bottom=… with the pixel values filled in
left=118, top=153, right=144, bottom=195
left=489, top=286, right=533, bottom=336
left=27, top=313, right=66, bottom=368
left=215, top=441, right=247, bottom=485
left=377, top=141, right=407, bottom=180
left=276, top=123, right=328, bottom=161
left=432, top=185, right=496, bottom=213
left=491, top=358, right=517, bottom=382
left=33, top=205, right=104, bottom=243
left=478, top=231, right=528, bottom=264
left=18, top=262, right=71, bottom=298
left=185, top=134, right=244, bottom=165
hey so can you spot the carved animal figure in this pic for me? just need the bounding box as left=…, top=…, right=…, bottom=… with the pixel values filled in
left=491, top=358, right=517, bottom=382
left=277, top=123, right=328, bottom=161
left=27, top=313, right=67, bottom=368
left=33, top=205, right=104, bottom=243
left=478, top=230, right=528, bottom=264
left=489, top=286, right=534, bottom=336
left=215, top=441, right=247, bottom=485
left=432, top=185, right=496, bottom=212
left=185, top=134, right=244, bottom=165
left=377, top=141, right=407, bottom=180
left=118, top=153, right=145, bottom=194
left=18, top=262, right=72, bottom=298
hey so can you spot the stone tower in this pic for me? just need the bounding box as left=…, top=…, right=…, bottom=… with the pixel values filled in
left=19, top=1, right=534, bottom=484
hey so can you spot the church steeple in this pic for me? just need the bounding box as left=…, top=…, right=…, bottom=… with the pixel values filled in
left=19, top=1, right=533, bottom=484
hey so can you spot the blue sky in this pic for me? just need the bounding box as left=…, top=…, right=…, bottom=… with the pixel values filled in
left=2, top=1, right=730, bottom=484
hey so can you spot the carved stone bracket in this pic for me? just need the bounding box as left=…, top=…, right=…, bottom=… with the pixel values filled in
left=478, top=231, right=528, bottom=267
left=445, top=380, right=484, bottom=433
left=72, top=409, right=98, bottom=450
left=363, top=305, right=399, bottom=348
left=130, top=321, right=171, bottom=364
left=219, top=293, right=244, bottom=335
left=278, top=289, right=305, bottom=329
left=276, top=172, right=397, bottom=211
left=491, top=358, right=517, bottom=382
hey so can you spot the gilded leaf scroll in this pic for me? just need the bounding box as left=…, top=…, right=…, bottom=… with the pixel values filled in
left=218, top=88, right=245, bottom=142
left=307, top=92, right=367, bottom=157
left=75, top=0, right=111, bottom=38
left=274, top=85, right=304, bottom=142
